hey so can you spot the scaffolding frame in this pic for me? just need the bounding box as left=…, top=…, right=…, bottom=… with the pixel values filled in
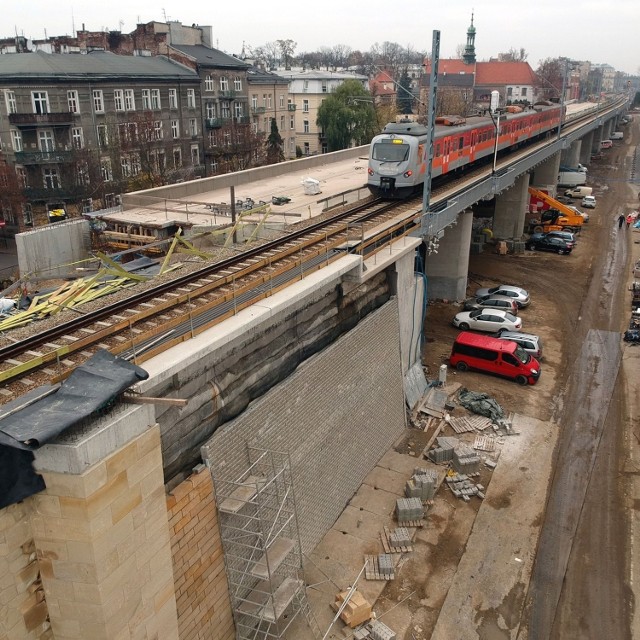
left=213, top=447, right=320, bottom=639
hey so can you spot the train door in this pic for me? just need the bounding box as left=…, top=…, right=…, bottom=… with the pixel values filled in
left=470, top=131, right=477, bottom=162
left=442, top=137, right=451, bottom=173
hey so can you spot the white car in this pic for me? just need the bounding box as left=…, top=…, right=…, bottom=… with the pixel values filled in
left=452, top=309, right=523, bottom=333
left=566, top=205, right=589, bottom=223
left=474, top=284, right=530, bottom=308
left=582, top=196, right=596, bottom=209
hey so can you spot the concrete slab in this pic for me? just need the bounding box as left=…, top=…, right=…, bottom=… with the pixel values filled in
left=333, top=505, right=387, bottom=542
left=348, top=484, right=398, bottom=518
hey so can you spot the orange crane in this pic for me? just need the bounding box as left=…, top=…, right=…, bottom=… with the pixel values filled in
left=527, top=186, right=585, bottom=233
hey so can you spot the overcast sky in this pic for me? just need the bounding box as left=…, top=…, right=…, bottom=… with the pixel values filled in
left=4, top=0, right=639, bottom=75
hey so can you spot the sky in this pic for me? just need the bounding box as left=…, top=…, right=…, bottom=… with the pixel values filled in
left=4, top=0, right=639, bottom=75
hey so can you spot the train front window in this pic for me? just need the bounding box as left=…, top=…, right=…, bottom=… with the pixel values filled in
left=372, top=142, right=409, bottom=163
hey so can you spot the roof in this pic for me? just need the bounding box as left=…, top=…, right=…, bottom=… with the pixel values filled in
left=424, top=59, right=475, bottom=75
left=280, top=69, right=367, bottom=81
left=0, top=50, right=199, bottom=81
left=172, top=44, right=249, bottom=70
left=246, top=66, right=289, bottom=86
left=475, top=61, right=537, bottom=85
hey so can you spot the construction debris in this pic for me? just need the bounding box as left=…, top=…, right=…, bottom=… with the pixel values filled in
left=333, top=590, right=372, bottom=629
left=353, top=620, right=397, bottom=640
left=445, top=473, right=485, bottom=501
left=448, top=415, right=494, bottom=433
left=473, top=435, right=497, bottom=452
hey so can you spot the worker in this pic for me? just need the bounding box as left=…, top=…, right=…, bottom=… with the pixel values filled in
left=627, top=213, right=634, bottom=228
left=618, top=214, right=625, bottom=229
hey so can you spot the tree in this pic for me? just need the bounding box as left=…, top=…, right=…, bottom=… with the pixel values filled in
left=499, top=47, right=528, bottom=62
left=455, top=44, right=466, bottom=59
left=265, top=119, right=284, bottom=164
left=0, top=153, right=25, bottom=228
left=254, top=42, right=280, bottom=70
left=536, top=58, right=564, bottom=99
left=396, top=68, right=414, bottom=114
left=316, top=80, right=377, bottom=151
left=277, top=39, right=296, bottom=70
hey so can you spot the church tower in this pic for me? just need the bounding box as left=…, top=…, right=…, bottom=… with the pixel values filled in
left=462, top=12, right=476, bottom=65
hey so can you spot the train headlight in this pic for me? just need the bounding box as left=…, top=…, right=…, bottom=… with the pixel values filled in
left=368, top=168, right=374, bottom=176
left=403, top=170, right=413, bottom=178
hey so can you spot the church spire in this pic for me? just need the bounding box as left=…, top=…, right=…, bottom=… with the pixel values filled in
left=463, top=11, right=476, bottom=65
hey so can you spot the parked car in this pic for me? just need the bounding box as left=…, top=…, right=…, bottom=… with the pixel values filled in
left=525, top=234, right=573, bottom=254
left=452, top=309, right=522, bottom=333
left=528, top=231, right=576, bottom=250
left=564, top=186, right=593, bottom=199
left=463, top=295, right=519, bottom=314
left=611, top=131, right=624, bottom=140
left=449, top=331, right=540, bottom=385
left=582, top=195, right=597, bottom=209
left=601, top=140, right=613, bottom=149
left=475, top=284, right=530, bottom=308
left=495, top=331, right=543, bottom=359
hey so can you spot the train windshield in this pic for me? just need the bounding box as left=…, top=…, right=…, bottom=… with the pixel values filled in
left=371, top=141, right=409, bottom=163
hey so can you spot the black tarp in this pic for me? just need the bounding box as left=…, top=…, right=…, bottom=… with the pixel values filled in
left=0, top=349, right=148, bottom=508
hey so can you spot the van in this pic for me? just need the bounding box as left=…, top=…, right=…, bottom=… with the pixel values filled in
left=564, top=186, right=592, bottom=199
left=449, top=331, right=541, bottom=385
left=495, top=331, right=543, bottom=359
left=611, top=132, right=623, bottom=140
left=601, top=140, right=613, bottom=149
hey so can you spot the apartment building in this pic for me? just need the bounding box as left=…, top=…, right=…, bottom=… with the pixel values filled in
left=282, top=70, right=368, bottom=156
left=0, top=50, right=202, bottom=232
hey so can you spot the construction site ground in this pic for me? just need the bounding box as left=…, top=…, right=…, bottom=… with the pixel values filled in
left=286, top=118, right=640, bottom=640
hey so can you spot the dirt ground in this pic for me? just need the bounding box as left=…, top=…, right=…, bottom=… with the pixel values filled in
left=368, top=118, right=640, bottom=640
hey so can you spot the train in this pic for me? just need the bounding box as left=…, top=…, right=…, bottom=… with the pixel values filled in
left=367, top=102, right=564, bottom=199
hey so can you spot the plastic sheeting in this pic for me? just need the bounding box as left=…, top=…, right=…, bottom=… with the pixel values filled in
left=457, top=388, right=505, bottom=422
left=0, top=349, right=148, bottom=508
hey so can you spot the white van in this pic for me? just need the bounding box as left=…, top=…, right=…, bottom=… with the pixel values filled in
left=564, top=186, right=593, bottom=199
left=611, top=132, right=624, bottom=140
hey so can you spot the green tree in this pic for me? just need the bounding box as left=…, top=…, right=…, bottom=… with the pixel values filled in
left=396, top=68, right=414, bottom=114
left=316, top=80, right=377, bottom=151
left=266, top=118, right=285, bottom=163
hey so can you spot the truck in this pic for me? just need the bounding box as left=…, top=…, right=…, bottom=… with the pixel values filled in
left=528, top=186, right=585, bottom=233
left=557, top=171, right=587, bottom=187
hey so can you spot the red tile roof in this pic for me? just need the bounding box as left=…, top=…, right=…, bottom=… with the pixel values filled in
left=475, top=61, right=537, bottom=85
left=423, top=59, right=475, bottom=75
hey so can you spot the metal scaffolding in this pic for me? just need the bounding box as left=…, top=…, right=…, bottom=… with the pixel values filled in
left=213, top=447, right=320, bottom=639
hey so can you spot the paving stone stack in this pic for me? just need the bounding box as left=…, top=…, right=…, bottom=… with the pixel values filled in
left=377, top=553, right=394, bottom=579
left=369, top=620, right=397, bottom=640
left=427, top=436, right=458, bottom=463
left=395, top=497, right=424, bottom=523
left=452, top=443, right=481, bottom=474
left=389, top=527, right=411, bottom=549
left=445, top=474, right=485, bottom=501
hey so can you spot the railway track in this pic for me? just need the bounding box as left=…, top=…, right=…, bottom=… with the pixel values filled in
left=0, top=197, right=422, bottom=403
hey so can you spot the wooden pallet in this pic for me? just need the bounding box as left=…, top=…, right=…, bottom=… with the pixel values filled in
left=381, top=526, right=412, bottom=554
left=395, top=519, right=425, bottom=528
left=364, top=555, right=394, bottom=581
left=473, top=435, right=496, bottom=452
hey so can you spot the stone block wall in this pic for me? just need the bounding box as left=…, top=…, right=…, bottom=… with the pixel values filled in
left=30, top=425, right=178, bottom=640
left=0, top=501, right=51, bottom=639
left=167, top=466, right=234, bottom=640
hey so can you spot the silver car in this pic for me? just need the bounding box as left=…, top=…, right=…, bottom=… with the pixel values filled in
left=452, top=309, right=523, bottom=333
left=463, top=295, right=518, bottom=314
left=475, top=284, right=530, bottom=308
left=496, top=331, right=543, bottom=359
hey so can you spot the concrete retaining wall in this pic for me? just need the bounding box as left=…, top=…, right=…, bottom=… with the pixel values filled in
left=202, top=300, right=407, bottom=553
left=15, top=219, right=91, bottom=279
left=122, top=146, right=368, bottom=207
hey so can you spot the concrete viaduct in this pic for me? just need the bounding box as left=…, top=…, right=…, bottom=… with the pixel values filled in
left=1, top=98, right=628, bottom=639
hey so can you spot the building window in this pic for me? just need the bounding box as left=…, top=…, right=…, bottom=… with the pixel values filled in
left=67, top=90, right=79, bottom=113
left=507, top=87, right=513, bottom=97
left=252, top=122, right=258, bottom=134
left=221, top=103, right=230, bottom=119
left=262, top=94, right=267, bottom=107
left=303, top=80, right=309, bottom=93
left=205, top=75, right=214, bottom=92
left=304, top=142, right=310, bottom=155
left=154, top=121, right=163, bottom=140
left=234, top=76, right=242, bottom=91
left=114, top=89, right=124, bottom=111
left=219, top=77, right=229, bottom=92
left=23, top=203, right=32, bottom=227
left=32, top=91, right=49, bottom=114
left=142, top=89, right=151, bottom=110
left=97, top=124, right=109, bottom=147
left=252, top=95, right=258, bottom=109
left=187, top=89, right=196, bottom=108
left=5, top=90, right=17, bottom=114
left=191, top=144, right=200, bottom=165
left=279, top=94, right=285, bottom=108
left=522, top=87, right=528, bottom=97
left=38, top=130, right=55, bottom=152
left=125, top=89, right=135, bottom=111
left=234, top=103, right=243, bottom=118
left=289, top=138, right=295, bottom=153
left=93, top=90, right=104, bottom=113
left=101, top=159, right=112, bottom=182
left=189, top=118, right=197, bottom=136
left=120, top=157, right=131, bottom=178
left=131, top=155, right=141, bottom=176
left=206, top=102, right=216, bottom=119
left=303, top=120, right=309, bottom=133
left=303, top=99, right=309, bottom=113
left=171, top=120, right=179, bottom=138
left=173, top=148, right=182, bottom=168
left=10, top=130, right=22, bottom=152
left=16, top=166, right=27, bottom=188
left=290, top=116, right=294, bottom=129
left=76, top=163, right=90, bottom=186
left=321, top=81, right=328, bottom=93
left=169, top=89, right=177, bottom=109
left=43, top=167, right=60, bottom=189
left=151, top=89, right=161, bottom=110
left=267, top=95, right=272, bottom=109
left=280, top=115, right=285, bottom=130
left=71, top=127, right=84, bottom=149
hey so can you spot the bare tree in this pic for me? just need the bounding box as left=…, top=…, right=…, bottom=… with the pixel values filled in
left=331, top=44, right=353, bottom=70
left=535, top=57, right=564, bottom=99
left=455, top=43, right=465, bottom=59
left=277, top=39, right=296, bottom=70
left=499, top=47, right=528, bottom=62
left=254, top=42, right=280, bottom=70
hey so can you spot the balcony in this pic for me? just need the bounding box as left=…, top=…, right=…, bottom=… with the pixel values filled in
left=15, top=150, right=75, bottom=165
left=24, top=186, right=76, bottom=201
left=251, top=106, right=266, bottom=114
left=205, top=118, right=229, bottom=129
left=234, top=116, right=250, bottom=125
left=287, top=104, right=297, bottom=111
left=9, top=112, right=77, bottom=127
left=219, top=90, right=237, bottom=99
